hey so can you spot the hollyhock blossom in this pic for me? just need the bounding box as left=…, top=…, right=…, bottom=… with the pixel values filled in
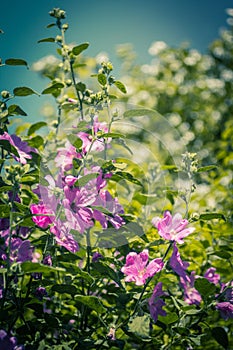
left=30, top=203, right=55, bottom=229
left=55, top=140, right=81, bottom=172
left=152, top=211, right=195, bottom=244
left=0, top=132, right=37, bottom=164
left=63, top=185, right=95, bottom=233
left=204, top=267, right=220, bottom=285
left=92, top=252, right=103, bottom=262
left=35, top=286, right=48, bottom=301
left=169, top=243, right=189, bottom=280
left=216, top=302, right=233, bottom=320
left=93, top=190, right=125, bottom=229
left=148, top=282, right=167, bottom=322
left=121, top=249, right=164, bottom=286
left=50, top=220, right=79, bottom=253
left=180, top=271, right=202, bottom=305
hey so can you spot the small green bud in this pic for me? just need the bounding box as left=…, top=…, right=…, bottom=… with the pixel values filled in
left=65, top=79, right=72, bottom=87
left=1, top=90, right=10, bottom=99
left=49, top=8, right=66, bottom=19
left=55, top=35, right=62, bottom=43
left=62, top=23, right=69, bottom=31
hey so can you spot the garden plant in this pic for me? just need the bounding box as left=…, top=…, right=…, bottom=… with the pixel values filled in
left=0, top=7, right=232, bottom=350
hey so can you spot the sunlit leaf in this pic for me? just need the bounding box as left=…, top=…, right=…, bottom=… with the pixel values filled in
left=199, top=213, right=226, bottom=221
left=28, top=122, right=47, bottom=136
left=13, top=87, right=39, bottom=96
left=72, top=43, right=89, bottom=56
left=41, top=83, right=64, bottom=95
left=75, top=295, right=106, bottom=314
left=114, top=80, right=127, bottom=93
left=98, top=73, right=107, bottom=86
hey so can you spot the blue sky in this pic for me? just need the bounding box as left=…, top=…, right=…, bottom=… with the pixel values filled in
left=1, top=0, right=232, bottom=123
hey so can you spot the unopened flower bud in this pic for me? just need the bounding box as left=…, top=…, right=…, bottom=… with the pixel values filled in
left=1, top=90, right=10, bottom=99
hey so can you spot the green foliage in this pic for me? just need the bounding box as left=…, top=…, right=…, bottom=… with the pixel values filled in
left=0, top=5, right=232, bottom=350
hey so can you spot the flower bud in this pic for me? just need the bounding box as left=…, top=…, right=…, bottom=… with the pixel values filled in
left=1, top=90, right=10, bottom=99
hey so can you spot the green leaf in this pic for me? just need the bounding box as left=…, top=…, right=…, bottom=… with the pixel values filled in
left=46, top=23, right=56, bottom=28
left=13, top=87, right=39, bottom=96
left=28, top=122, right=47, bottom=136
left=101, top=132, right=125, bottom=139
left=212, top=250, right=232, bottom=259
left=0, top=140, right=19, bottom=157
left=133, top=192, right=157, bottom=205
left=26, top=135, right=44, bottom=148
left=124, top=108, right=161, bottom=118
left=60, top=262, right=94, bottom=284
left=74, top=173, right=99, bottom=188
left=211, top=327, right=228, bottom=349
left=197, top=165, right=218, bottom=172
left=8, top=104, right=27, bottom=116
left=128, top=315, right=151, bottom=339
left=0, top=204, right=10, bottom=218
left=199, top=213, right=226, bottom=221
left=92, top=261, right=122, bottom=287
left=51, top=284, right=78, bottom=296
left=98, top=73, right=107, bottom=86
left=75, top=295, right=106, bottom=314
left=5, top=58, right=28, bottom=67
left=194, top=277, right=216, bottom=298
left=67, top=134, right=83, bottom=149
left=21, top=262, right=65, bottom=273
left=114, top=80, right=127, bottom=93
left=158, top=312, right=179, bottom=325
left=76, top=82, right=86, bottom=92
left=0, top=185, right=12, bottom=193
left=72, top=43, right=89, bottom=56
left=37, top=37, right=55, bottom=43
left=110, top=171, right=143, bottom=187
left=41, top=83, right=64, bottom=95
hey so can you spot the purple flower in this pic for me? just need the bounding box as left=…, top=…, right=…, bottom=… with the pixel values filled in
left=152, top=211, right=195, bottom=244
left=16, top=240, right=34, bottom=263
left=204, top=267, right=220, bottom=285
left=30, top=203, right=55, bottom=229
left=35, top=286, right=48, bottom=300
left=148, top=282, right=167, bottom=322
left=216, top=302, right=233, bottom=320
left=0, top=132, right=37, bottom=164
left=169, top=243, right=189, bottom=280
left=121, top=249, right=164, bottom=286
left=92, top=252, right=103, bottom=262
left=50, top=220, right=79, bottom=253
left=43, top=255, right=52, bottom=266
left=180, top=271, right=202, bottom=305
left=0, top=329, right=24, bottom=349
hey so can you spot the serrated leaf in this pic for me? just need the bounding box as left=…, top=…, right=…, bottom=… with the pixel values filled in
left=74, top=173, right=99, bottom=188
left=197, top=165, right=218, bottom=172
left=8, top=104, right=27, bottom=116
left=114, top=80, right=127, bottom=93
left=13, top=87, right=39, bottom=96
left=128, top=315, right=151, bottom=339
left=67, top=134, right=83, bottom=149
left=41, top=83, right=64, bottom=95
left=199, top=213, right=226, bottom=221
left=38, top=37, right=55, bottom=43
left=51, top=284, right=78, bottom=296
left=98, top=73, right=107, bottom=86
left=194, top=277, right=216, bottom=298
left=72, top=43, right=89, bottom=56
left=75, top=295, right=106, bottom=314
left=28, top=122, right=47, bottom=136
left=5, top=58, right=28, bottom=67
left=211, top=327, right=228, bottom=349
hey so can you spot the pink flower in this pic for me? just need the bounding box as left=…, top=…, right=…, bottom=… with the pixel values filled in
left=180, top=271, right=202, bottom=305
left=169, top=243, right=189, bottom=280
left=204, top=267, right=220, bottom=285
left=55, top=140, right=81, bottom=172
left=148, top=282, right=167, bottom=322
left=30, top=203, right=55, bottom=229
left=121, top=249, right=164, bottom=286
left=152, top=211, right=195, bottom=244
left=0, top=132, right=37, bottom=164
left=50, top=220, right=79, bottom=253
